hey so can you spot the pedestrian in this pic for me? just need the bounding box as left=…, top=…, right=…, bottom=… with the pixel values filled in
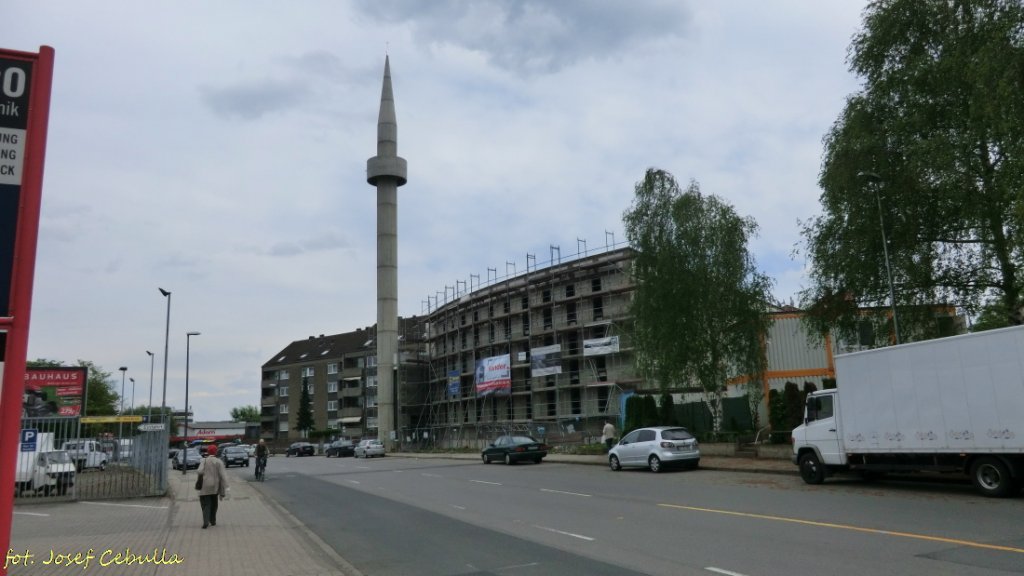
left=197, top=444, right=228, bottom=529
left=601, top=420, right=617, bottom=452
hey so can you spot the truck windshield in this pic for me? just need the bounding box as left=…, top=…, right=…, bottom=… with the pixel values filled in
left=41, top=451, right=71, bottom=465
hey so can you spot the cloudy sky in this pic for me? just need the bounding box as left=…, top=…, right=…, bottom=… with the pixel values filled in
left=7, top=1, right=868, bottom=421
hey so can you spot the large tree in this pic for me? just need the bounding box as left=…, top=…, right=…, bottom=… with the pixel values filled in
left=27, top=359, right=119, bottom=416
left=623, top=169, right=773, bottom=432
left=230, top=405, right=260, bottom=423
left=296, top=376, right=314, bottom=437
left=800, top=0, right=1024, bottom=342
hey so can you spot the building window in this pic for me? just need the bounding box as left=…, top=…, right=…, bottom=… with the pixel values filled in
left=504, top=318, right=511, bottom=338
left=542, top=289, right=552, bottom=303
left=327, top=381, right=338, bottom=393
left=279, top=421, right=289, bottom=433
left=461, top=314, right=466, bottom=325
left=489, top=323, right=495, bottom=342
left=473, top=310, right=479, bottom=322
left=280, top=403, right=289, bottom=414
left=327, top=400, right=338, bottom=412
left=301, top=367, right=314, bottom=378
left=543, top=308, right=553, bottom=330
left=591, top=277, right=602, bottom=292
left=570, top=388, right=581, bottom=415
left=567, top=302, right=577, bottom=325
left=279, top=386, right=289, bottom=397
left=367, top=356, right=377, bottom=367
left=521, top=296, right=529, bottom=310
left=278, top=370, right=290, bottom=381
left=593, top=297, right=604, bottom=320
left=488, top=305, right=494, bottom=317
left=503, top=299, right=511, bottom=314
left=522, top=313, right=530, bottom=335
left=327, top=363, right=338, bottom=374
left=565, top=284, right=575, bottom=298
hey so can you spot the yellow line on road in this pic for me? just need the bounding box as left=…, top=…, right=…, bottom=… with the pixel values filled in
left=659, top=504, right=1024, bottom=554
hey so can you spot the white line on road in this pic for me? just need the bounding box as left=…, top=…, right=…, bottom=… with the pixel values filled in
left=451, top=505, right=466, bottom=510
left=347, top=480, right=361, bottom=485
left=79, top=501, right=169, bottom=510
left=533, top=525, right=595, bottom=541
left=706, top=567, right=750, bottom=576
left=421, top=473, right=442, bottom=478
left=540, top=488, right=591, bottom=497
left=13, top=511, right=49, bottom=517
left=470, top=480, right=502, bottom=485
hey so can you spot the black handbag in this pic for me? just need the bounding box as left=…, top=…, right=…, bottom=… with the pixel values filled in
left=194, top=474, right=203, bottom=491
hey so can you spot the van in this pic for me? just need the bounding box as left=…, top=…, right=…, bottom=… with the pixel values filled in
left=16, top=431, right=77, bottom=495
left=61, top=439, right=109, bottom=472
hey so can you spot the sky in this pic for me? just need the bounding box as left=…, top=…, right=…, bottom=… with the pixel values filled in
left=6, top=1, right=869, bottom=422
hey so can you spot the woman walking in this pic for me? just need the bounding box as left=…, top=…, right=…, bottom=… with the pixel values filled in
left=197, top=444, right=228, bottom=529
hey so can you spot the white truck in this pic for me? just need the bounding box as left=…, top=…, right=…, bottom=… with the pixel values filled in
left=15, top=432, right=77, bottom=495
left=61, top=439, right=109, bottom=472
left=792, top=325, right=1024, bottom=497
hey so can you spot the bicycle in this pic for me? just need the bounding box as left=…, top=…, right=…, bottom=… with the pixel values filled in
left=254, top=456, right=267, bottom=482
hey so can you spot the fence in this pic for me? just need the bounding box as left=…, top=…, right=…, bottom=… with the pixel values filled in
left=15, top=415, right=170, bottom=503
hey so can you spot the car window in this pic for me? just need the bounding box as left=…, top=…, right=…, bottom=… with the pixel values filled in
left=511, top=436, right=537, bottom=444
left=660, top=428, right=694, bottom=441
left=637, top=430, right=656, bottom=442
left=495, top=437, right=508, bottom=447
left=620, top=431, right=640, bottom=443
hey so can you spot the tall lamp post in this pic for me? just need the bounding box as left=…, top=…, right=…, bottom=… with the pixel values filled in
left=129, top=378, right=136, bottom=414
left=183, top=331, right=200, bottom=475
left=118, top=367, right=127, bottom=438
left=858, top=171, right=901, bottom=344
left=159, top=288, right=171, bottom=421
left=146, top=350, right=155, bottom=420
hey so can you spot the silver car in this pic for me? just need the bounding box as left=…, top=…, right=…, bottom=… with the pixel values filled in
left=608, top=426, right=700, bottom=473
left=354, top=439, right=385, bottom=458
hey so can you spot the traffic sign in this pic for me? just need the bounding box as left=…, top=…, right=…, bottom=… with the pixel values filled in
left=19, top=429, right=37, bottom=452
left=138, top=423, right=165, bottom=432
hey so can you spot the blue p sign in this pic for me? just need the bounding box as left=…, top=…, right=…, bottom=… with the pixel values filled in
left=20, top=428, right=38, bottom=452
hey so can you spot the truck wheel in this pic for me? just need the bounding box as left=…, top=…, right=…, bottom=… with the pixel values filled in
left=98, top=461, right=106, bottom=472
left=970, top=457, right=1015, bottom=498
left=799, top=453, right=826, bottom=485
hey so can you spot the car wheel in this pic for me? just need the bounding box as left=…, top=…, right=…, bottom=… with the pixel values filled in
left=504, top=453, right=514, bottom=465
left=971, top=456, right=1015, bottom=498
left=99, top=461, right=106, bottom=472
left=533, top=457, right=542, bottom=464
left=799, top=452, right=826, bottom=485
left=609, top=454, right=621, bottom=471
left=648, top=455, right=662, bottom=473
left=482, top=453, right=490, bottom=464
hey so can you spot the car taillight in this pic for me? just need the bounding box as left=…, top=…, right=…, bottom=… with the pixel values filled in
left=515, top=447, right=525, bottom=452
left=660, top=441, right=675, bottom=449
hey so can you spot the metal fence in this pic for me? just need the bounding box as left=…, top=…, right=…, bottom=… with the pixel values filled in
left=15, top=415, right=170, bottom=503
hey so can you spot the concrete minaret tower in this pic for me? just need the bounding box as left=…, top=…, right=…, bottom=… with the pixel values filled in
left=366, top=56, right=406, bottom=446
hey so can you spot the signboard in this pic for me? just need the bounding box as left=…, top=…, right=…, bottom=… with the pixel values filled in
left=138, top=423, right=165, bottom=432
left=0, top=56, right=32, bottom=317
left=23, top=366, right=87, bottom=417
left=19, top=428, right=36, bottom=452
left=81, top=415, right=143, bottom=424
left=474, top=354, right=511, bottom=396
left=583, top=335, right=620, bottom=356
left=530, top=344, right=562, bottom=377
left=447, top=369, right=460, bottom=397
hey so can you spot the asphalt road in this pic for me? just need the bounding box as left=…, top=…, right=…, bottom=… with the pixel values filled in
left=255, top=455, right=1024, bottom=576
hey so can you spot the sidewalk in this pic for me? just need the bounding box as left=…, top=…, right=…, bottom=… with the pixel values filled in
left=9, top=463, right=358, bottom=576
left=8, top=453, right=794, bottom=576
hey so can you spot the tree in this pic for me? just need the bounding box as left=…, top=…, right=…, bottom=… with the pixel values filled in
left=230, top=405, right=260, bottom=423
left=658, top=392, right=678, bottom=426
left=800, top=0, right=1024, bottom=343
left=27, top=359, right=119, bottom=416
left=296, top=376, right=314, bottom=437
left=624, top=168, right=773, bottom=432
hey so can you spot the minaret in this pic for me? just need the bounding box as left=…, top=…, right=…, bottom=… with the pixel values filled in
left=366, top=56, right=406, bottom=447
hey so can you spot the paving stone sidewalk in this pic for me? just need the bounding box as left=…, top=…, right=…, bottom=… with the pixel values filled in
left=9, top=463, right=360, bottom=576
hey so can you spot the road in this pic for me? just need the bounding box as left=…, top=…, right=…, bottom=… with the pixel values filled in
left=253, top=454, right=1024, bottom=576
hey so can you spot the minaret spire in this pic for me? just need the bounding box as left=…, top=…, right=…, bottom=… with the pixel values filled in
left=367, top=56, right=406, bottom=449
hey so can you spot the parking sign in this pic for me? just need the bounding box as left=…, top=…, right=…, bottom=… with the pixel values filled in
left=19, top=428, right=37, bottom=452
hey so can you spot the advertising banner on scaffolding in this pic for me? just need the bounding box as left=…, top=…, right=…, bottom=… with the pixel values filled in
left=447, top=369, right=460, bottom=397
left=583, top=335, right=620, bottom=356
left=474, top=354, right=510, bottom=396
left=530, top=344, right=562, bottom=377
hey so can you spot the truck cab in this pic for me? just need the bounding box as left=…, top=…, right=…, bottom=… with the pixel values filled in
left=791, top=389, right=846, bottom=483
left=61, top=439, right=108, bottom=472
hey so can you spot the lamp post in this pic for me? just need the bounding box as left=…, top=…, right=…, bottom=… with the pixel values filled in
left=146, top=350, right=155, bottom=420
left=118, top=367, right=127, bottom=438
left=858, top=171, right=901, bottom=344
left=129, top=378, right=136, bottom=414
left=183, top=331, right=200, bottom=475
left=159, top=288, right=171, bottom=421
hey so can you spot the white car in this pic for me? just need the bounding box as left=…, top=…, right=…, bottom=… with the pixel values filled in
left=608, top=426, right=700, bottom=473
left=354, top=439, right=385, bottom=458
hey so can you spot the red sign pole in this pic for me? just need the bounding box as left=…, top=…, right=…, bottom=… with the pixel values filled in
left=0, top=46, right=54, bottom=575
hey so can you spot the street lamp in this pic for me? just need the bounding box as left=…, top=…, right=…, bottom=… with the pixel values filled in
left=129, top=378, right=136, bottom=414
left=159, top=288, right=171, bottom=421
left=146, top=350, right=155, bottom=420
left=858, top=171, right=901, bottom=344
left=118, top=367, right=127, bottom=438
left=183, top=331, right=200, bottom=475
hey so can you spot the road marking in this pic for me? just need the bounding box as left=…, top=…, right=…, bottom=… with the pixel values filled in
left=470, top=479, right=502, bottom=485
left=533, top=525, right=595, bottom=541
left=540, top=488, right=591, bottom=497
left=347, top=480, right=361, bottom=485
left=421, top=473, right=442, bottom=478
left=661, top=504, right=1024, bottom=554
left=80, top=501, right=168, bottom=510
left=13, top=511, right=49, bottom=517
left=451, top=505, right=466, bottom=510
left=706, top=567, right=749, bottom=576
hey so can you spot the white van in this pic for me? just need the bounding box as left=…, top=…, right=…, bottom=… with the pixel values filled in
left=61, top=439, right=108, bottom=471
left=16, top=432, right=77, bottom=495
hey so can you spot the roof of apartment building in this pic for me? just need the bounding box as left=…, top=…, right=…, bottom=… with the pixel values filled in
left=262, top=316, right=423, bottom=369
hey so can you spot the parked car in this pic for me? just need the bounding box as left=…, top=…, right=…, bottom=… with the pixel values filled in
left=608, top=426, right=700, bottom=473
left=173, top=448, right=201, bottom=470
left=168, top=447, right=181, bottom=461
left=354, top=439, right=385, bottom=458
left=61, top=439, right=108, bottom=472
left=325, top=440, right=355, bottom=458
left=220, top=446, right=249, bottom=468
left=285, top=442, right=315, bottom=457
left=481, top=435, right=548, bottom=465
left=237, top=444, right=255, bottom=458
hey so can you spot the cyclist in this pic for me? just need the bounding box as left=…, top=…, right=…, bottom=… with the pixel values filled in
left=254, top=439, right=269, bottom=481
